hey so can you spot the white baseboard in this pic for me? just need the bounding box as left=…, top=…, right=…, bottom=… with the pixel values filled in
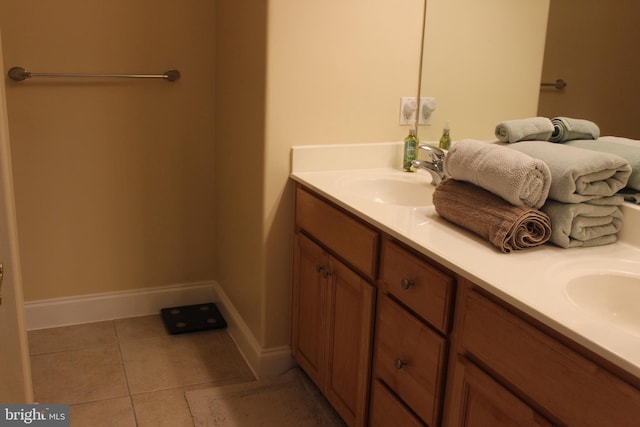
left=211, top=281, right=295, bottom=380
left=24, top=281, right=218, bottom=331
left=23, top=280, right=294, bottom=379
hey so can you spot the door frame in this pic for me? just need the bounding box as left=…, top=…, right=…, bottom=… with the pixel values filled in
left=0, top=27, right=33, bottom=403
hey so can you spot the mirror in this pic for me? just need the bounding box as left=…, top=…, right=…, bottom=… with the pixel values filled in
left=418, top=0, right=639, bottom=140
left=417, top=0, right=639, bottom=207
left=416, top=0, right=550, bottom=141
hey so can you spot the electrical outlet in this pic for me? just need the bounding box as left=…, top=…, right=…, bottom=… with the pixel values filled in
left=399, top=97, right=417, bottom=125
left=418, top=97, right=436, bottom=125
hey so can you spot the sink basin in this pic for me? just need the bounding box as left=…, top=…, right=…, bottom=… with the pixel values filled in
left=566, top=272, right=640, bottom=335
left=338, top=173, right=434, bottom=206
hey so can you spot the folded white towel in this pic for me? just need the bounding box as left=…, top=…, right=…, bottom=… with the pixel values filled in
left=444, top=139, right=551, bottom=208
left=549, top=117, right=600, bottom=142
left=508, top=141, right=631, bottom=203
left=542, top=200, right=623, bottom=248
left=495, top=117, right=554, bottom=143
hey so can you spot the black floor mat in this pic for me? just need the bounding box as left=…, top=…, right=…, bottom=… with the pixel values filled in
left=160, top=302, right=227, bottom=335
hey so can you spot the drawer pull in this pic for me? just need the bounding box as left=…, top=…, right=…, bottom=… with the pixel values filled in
left=315, top=264, right=332, bottom=278
left=394, top=359, right=408, bottom=370
left=400, top=278, right=414, bottom=290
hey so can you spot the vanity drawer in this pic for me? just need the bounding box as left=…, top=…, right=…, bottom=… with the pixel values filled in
left=373, top=294, right=448, bottom=426
left=295, top=186, right=379, bottom=279
left=380, top=239, right=454, bottom=333
left=369, top=380, right=424, bottom=427
left=461, top=289, right=640, bottom=427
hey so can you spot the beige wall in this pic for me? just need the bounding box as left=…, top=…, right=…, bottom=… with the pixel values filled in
left=214, top=0, right=268, bottom=347
left=0, top=0, right=217, bottom=300
left=538, top=0, right=640, bottom=139
left=263, top=0, right=426, bottom=346
left=215, top=0, right=426, bottom=348
left=418, top=0, right=550, bottom=141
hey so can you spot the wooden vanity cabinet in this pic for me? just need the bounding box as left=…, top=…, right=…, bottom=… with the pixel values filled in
left=291, top=183, right=640, bottom=427
left=292, top=186, right=378, bottom=427
left=444, top=278, right=640, bottom=427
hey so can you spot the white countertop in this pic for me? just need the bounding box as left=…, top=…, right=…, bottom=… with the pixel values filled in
left=290, top=142, right=640, bottom=379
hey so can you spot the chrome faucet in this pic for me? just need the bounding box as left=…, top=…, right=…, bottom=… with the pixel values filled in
left=411, top=144, right=447, bottom=185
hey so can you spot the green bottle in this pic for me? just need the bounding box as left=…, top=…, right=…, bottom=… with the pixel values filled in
left=403, top=128, right=419, bottom=172
left=439, top=121, right=451, bottom=150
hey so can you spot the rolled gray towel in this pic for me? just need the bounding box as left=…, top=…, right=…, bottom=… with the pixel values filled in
left=508, top=141, right=631, bottom=203
left=566, top=137, right=640, bottom=191
left=542, top=199, right=623, bottom=248
left=445, top=139, right=551, bottom=208
left=495, top=117, right=554, bottom=143
left=549, top=117, right=600, bottom=142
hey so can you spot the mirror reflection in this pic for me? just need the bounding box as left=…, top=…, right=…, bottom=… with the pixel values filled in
left=418, top=0, right=639, bottom=140
left=417, top=0, right=550, bottom=141
left=417, top=0, right=639, bottom=206
left=538, top=0, right=640, bottom=139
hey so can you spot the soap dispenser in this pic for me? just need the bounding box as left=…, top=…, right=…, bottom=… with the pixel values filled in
left=403, top=128, right=419, bottom=172
left=439, top=121, right=451, bottom=150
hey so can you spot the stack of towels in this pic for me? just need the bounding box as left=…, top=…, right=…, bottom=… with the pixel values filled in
left=494, top=118, right=639, bottom=194
left=508, top=141, right=631, bottom=247
left=434, top=117, right=637, bottom=250
left=433, top=139, right=553, bottom=253
left=493, top=116, right=638, bottom=246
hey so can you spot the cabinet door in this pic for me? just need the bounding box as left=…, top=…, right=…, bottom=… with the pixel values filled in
left=324, top=256, right=375, bottom=427
left=452, top=358, right=553, bottom=427
left=291, top=233, right=328, bottom=386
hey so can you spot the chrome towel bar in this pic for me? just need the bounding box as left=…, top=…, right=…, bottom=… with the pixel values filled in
left=7, top=66, right=181, bottom=82
left=540, top=79, right=567, bottom=90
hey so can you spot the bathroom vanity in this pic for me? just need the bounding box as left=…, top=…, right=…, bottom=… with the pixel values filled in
left=290, top=143, right=640, bottom=427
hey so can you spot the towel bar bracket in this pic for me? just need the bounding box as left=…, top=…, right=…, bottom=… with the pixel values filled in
left=540, top=79, right=567, bottom=90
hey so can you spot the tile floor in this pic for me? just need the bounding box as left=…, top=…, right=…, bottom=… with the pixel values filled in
left=28, top=315, right=256, bottom=426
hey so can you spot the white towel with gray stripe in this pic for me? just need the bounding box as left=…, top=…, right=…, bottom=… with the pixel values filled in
left=444, top=139, right=551, bottom=208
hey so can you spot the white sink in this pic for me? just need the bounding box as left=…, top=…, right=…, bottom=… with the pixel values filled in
left=566, top=273, right=640, bottom=335
left=542, top=258, right=640, bottom=337
left=337, top=172, right=434, bottom=206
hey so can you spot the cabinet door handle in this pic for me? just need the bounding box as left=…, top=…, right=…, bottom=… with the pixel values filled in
left=400, top=278, right=414, bottom=290
left=315, top=264, right=332, bottom=278
left=394, top=359, right=408, bottom=370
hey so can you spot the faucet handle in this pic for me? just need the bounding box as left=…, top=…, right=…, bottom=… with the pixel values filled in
left=418, top=143, right=445, bottom=163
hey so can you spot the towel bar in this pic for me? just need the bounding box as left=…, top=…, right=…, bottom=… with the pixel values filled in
left=7, top=66, right=181, bottom=82
left=540, top=79, right=567, bottom=90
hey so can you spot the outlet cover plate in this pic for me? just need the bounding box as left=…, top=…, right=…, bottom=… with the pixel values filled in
left=399, top=97, right=417, bottom=126
left=418, top=97, right=436, bottom=125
